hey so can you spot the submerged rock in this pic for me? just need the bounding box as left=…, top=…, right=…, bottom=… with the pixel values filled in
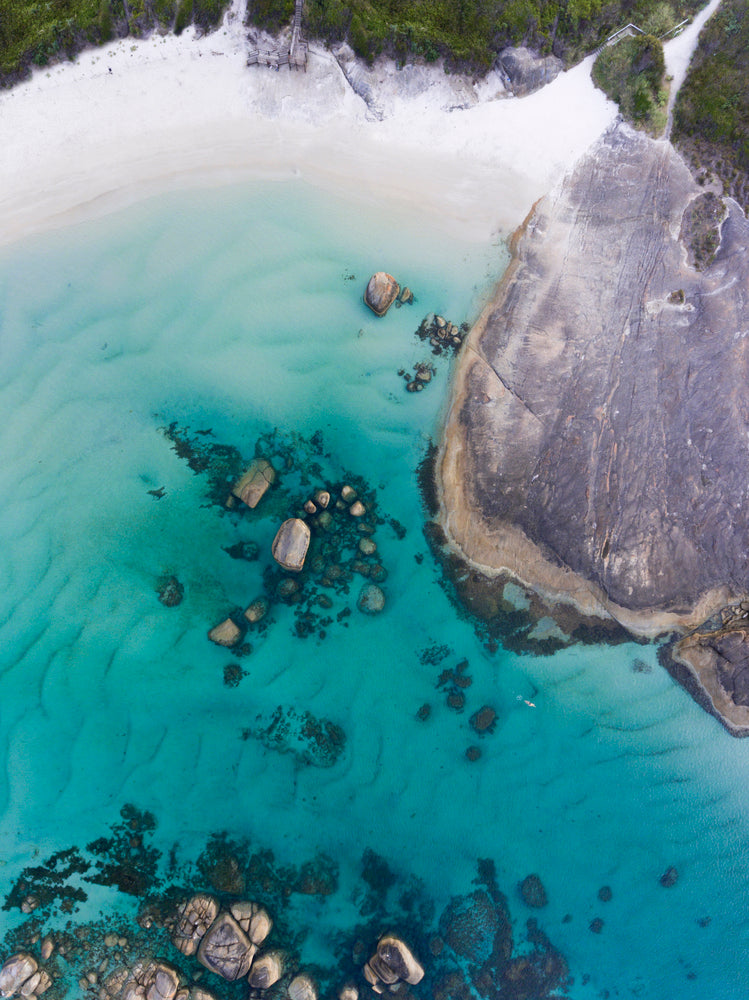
left=660, top=866, right=679, bottom=888
left=364, top=272, right=400, bottom=317
left=357, top=584, right=385, bottom=615
left=519, top=873, right=548, bottom=908
left=272, top=518, right=311, bottom=572
left=439, top=889, right=512, bottom=966
left=158, top=576, right=184, bottom=607
left=469, top=705, right=497, bottom=734
left=244, top=706, right=346, bottom=768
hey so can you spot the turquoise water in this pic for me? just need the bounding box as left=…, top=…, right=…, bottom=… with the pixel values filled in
left=0, top=179, right=748, bottom=998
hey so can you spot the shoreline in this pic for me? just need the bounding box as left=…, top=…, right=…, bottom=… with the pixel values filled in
left=0, top=6, right=618, bottom=250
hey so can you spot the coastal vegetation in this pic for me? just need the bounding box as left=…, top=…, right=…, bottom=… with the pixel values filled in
left=0, top=0, right=230, bottom=82
left=0, top=0, right=711, bottom=85
left=672, top=0, right=749, bottom=212
left=592, top=32, right=666, bottom=134
left=272, top=0, right=707, bottom=72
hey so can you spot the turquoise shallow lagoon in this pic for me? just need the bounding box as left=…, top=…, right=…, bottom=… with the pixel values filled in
left=1, top=179, right=749, bottom=998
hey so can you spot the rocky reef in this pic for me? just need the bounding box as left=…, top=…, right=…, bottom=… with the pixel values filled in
left=437, top=123, right=749, bottom=729
left=0, top=812, right=576, bottom=1000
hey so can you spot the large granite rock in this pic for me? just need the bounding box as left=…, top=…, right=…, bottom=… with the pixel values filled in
left=197, top=911, right=256, bottom=981
left=102, top=961, right=180, bottom=1000
left=0, top=955, right=48, bottom=999
left=231, top=458, right=275, bottom=509
left=364, top=272, right=400, bottom=317
left=439, top=125, right=749, bottom=642
left=247, top=951, right=283, bottom=990
left=272, top=518, right=311, bottom=572
left=363, top=934, right=424, bottom=991
left=672, top=605, right=749, bottom=735
left=171, top=894, right=220, bottom=956
left=497, top=47, right=562, bottom=97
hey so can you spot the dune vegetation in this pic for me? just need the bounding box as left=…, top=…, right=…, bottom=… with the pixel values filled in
left=0, top=0, right=230, bottom=82
left=258, top=0, right=708, bottom=72
left=1, top=0, right=710, bottom=86
left=672, top=0, right=749, bottom=211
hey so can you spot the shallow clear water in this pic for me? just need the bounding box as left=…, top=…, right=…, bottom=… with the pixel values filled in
left=0, top=179, right=748, bottom=998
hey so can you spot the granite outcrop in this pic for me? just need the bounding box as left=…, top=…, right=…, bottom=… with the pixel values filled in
left=438, top=124, right=749, bottom=731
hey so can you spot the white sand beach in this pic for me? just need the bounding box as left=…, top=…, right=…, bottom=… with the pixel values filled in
left=0, top=0, right=622, bottom=249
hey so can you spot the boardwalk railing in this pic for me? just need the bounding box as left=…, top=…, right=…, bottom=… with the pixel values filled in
left=248, top=0, right=307, bottom=71
left=593, top=16, right=691, bottom=56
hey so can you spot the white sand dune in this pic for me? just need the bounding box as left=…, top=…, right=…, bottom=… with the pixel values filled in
left=0, top=1, right=619, bottom=248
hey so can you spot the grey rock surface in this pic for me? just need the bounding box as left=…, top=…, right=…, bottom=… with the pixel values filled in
left=197, top=912, right=256, bottom=981
left=497, top=47, right=562, bottom=96
left=364, top=272, right=400, bottom=317
left=272, top=518, right=311, bottom=572
left=439, top=125, right=749, bottom=633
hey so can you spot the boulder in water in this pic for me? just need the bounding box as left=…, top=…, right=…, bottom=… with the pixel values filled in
left=272, top=518, right=311, bottom=572
left=171, top=894, right=220, bottom=956
left=364, top=272, right=400, bottom=316
left=231, top=458, right=275, bottom=509
left=197, top=911, right=256, bottom=981
left=208, top=618, right=242, bottom=648
left=357, top=584, right=385, bottom=615
left=247, top=951, right=283, bottom=990
left=0, top=955, right=38, bottom=998
left=519, top=873, right=548, bottom=908
left=288, top=974, right=317, bottom=1000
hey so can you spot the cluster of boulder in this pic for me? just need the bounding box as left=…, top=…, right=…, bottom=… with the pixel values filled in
left=0, top=954, right=51, bottom=999
left=415, top=314, right=466, bottom=357
left=169, top=894, right=277, bottom=985
left=397, top=361, right=435, bottom=395
left=364, top=272, right=413, bottom=317
left=362, top=935, right=424, bottom=994
left=100, top=960, right=188, bottom=1000
left=208, top=476, right=385, bottom=647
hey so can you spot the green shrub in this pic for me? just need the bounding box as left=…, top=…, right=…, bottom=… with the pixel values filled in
left=152, top=0, right=178, bottom=28
left=98, top=0, right=113, bottom=40
left=593, top=33, right=665, bottom=133
left=193, top=0, right=229, bottom=30
left=673, top=0, right=749, bottom=207
left=174, top=0, right=193, bottom=33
